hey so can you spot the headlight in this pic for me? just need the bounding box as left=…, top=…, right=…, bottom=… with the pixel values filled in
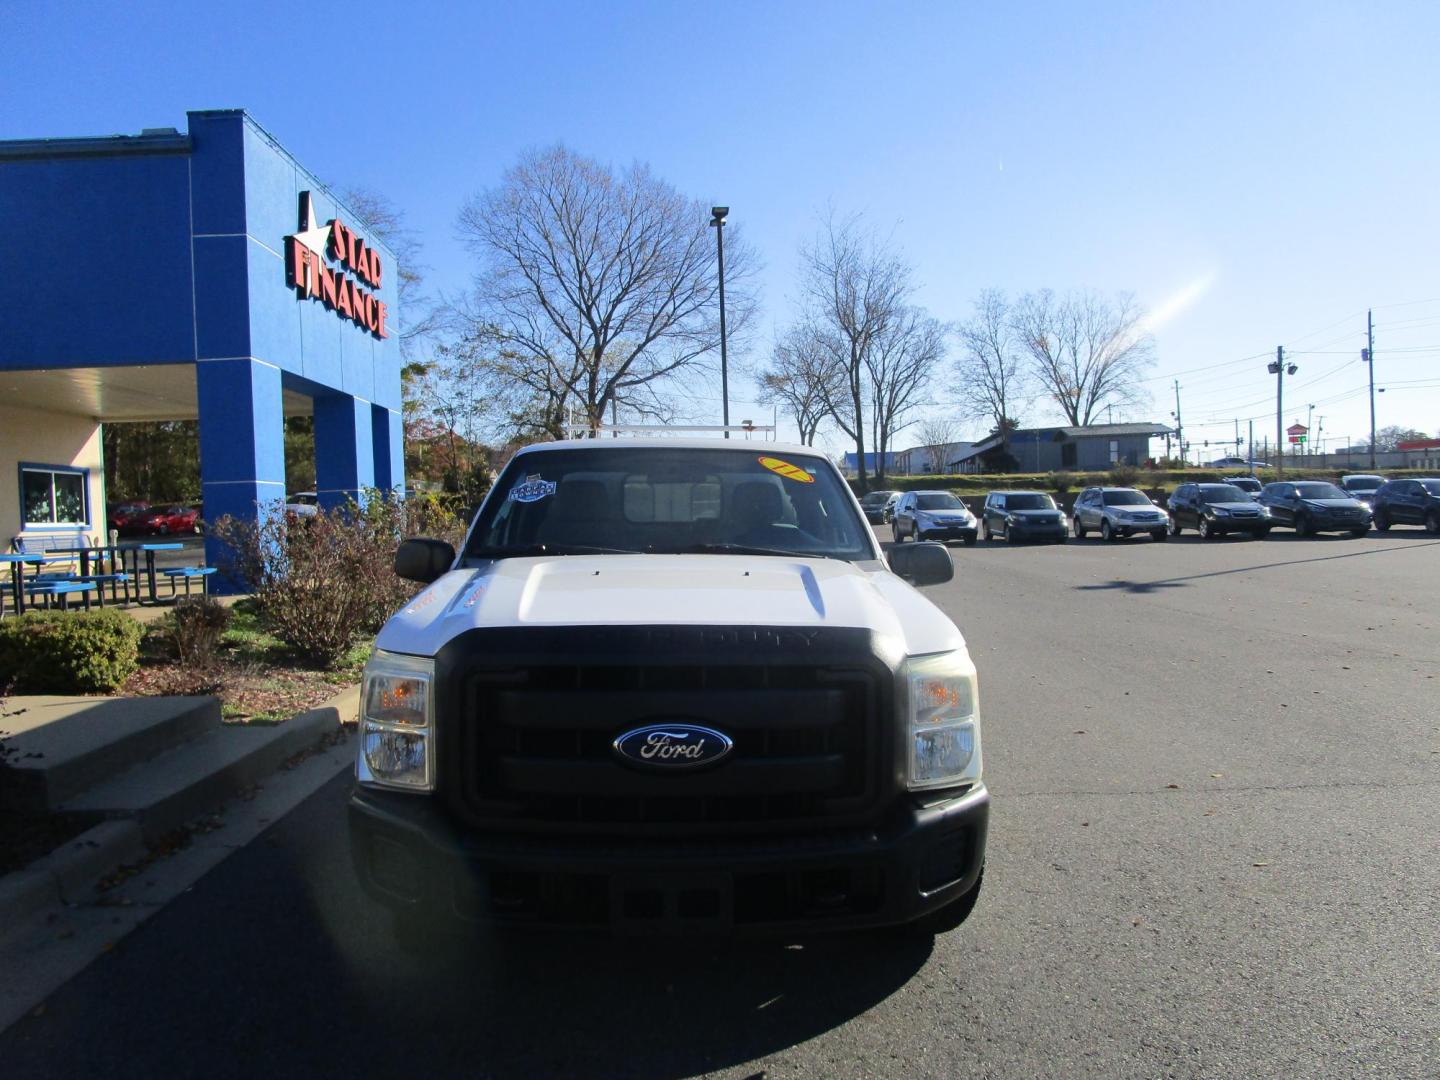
left=1211, top=506, right=1231, bottom=516
left=902, top=651, right=982, bottom=790
left=358, top=650, right=435, bottom=791
left=1258, top=505, right=1272, bottom=517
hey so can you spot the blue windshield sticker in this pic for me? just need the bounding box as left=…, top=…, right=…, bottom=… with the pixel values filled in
left=509, top=475, right=556, bottom=503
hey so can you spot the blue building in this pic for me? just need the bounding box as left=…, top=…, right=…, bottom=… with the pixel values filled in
left=951, top=423, right=1173, bottom=473
left=841, top=451, right=904, bottom=476
left=0, top=110, right=404, bottom=583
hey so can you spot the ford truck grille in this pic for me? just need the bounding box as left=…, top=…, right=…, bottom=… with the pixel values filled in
left=439, top=627, right=890, bottom=835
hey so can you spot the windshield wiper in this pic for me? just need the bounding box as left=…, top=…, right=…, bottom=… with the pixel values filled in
left=657, top=542, right=838, bottom=560
left=469, top=543, right=639, bottom=558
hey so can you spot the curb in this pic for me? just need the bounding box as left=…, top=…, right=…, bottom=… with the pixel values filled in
left=0, top=821, right=146, bottom=931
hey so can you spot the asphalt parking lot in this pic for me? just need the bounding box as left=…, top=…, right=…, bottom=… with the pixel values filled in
left=4, top=528, right=1438, bottom=1078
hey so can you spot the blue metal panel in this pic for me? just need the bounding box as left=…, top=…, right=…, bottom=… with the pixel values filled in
left=192, top=234, right=251, bottom=360
left=187, top=112, right=247, bottom=236
left=0, top=154, right=194, bottom=368
left=237, top=119, right=401, bottom=412
left=197, top=358, right=285, bottom=592
left=314, top=394, right=375, bottom=509
left=371, top=404, right=405, bottom=495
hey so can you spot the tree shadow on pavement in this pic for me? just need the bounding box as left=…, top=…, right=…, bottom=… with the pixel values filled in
left=1075, top=539, right=1440, bottom=595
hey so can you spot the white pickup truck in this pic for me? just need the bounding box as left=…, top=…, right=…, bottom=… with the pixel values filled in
left=350, top=439, right=988, bottom=940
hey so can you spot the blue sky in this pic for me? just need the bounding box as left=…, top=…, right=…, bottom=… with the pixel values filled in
left=5, top=0, right=1438, bottom=455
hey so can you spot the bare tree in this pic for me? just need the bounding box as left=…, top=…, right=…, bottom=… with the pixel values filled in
left=457, top=146, right=755, bottom=433
left=341, top=187, right=441, bottom=362
left=1012, top=289, right=1155, bottom=426
left=800, top=213, right=912, bottom=491
left=756, top=323, right=838, bottom=445
left=913, top=414, right=962, bottom=473
left=866, top=307, right=944, bottom=483
left=955, top=289, right=1031, bottom=463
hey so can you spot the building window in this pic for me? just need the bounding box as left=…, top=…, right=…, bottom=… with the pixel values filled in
left=20, top=464, right=89, bottom=528
left=1109, top=440, right=1120, bottom=464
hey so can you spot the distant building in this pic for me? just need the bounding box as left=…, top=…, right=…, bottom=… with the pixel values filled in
left=950, top=423, right=1174, bottom=474
left=892, top=441, right=975, bottom=475
left=841, top=451, right=904, bottom=476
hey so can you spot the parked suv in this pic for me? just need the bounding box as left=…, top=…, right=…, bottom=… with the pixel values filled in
left=1339, top=474, right=1387, bottom=508
left=892, top=490, right=978, bottom=545
left=1370, top=478, right=1440, bottom=533
left=860, top=489, right=898, bottom=525
left=1071, top=487, right=1169, bottom=541
left=1258, top=481, right=1371, bottom=537
left=350, top=441, right=988, bottom=942
left=1167, top=483, right=1272, bottom=539
left=981, top=491, right=1066, bottom=543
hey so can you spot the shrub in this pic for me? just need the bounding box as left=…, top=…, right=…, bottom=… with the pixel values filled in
left=0, top=609, right=144, bottom=693
left=209, top=490, right=469, bottom=669
left=1046, top=471, right=1076, bottom=494
left=1107, top=463, right=1141, bottom=487
left=171, top=596, right=231, bottom=667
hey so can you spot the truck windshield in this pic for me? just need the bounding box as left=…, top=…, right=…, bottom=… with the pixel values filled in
left=463, top=446, right=876, bottom=561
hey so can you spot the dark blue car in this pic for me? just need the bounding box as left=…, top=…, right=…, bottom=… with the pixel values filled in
left=1259, top=481, right=1371, bottom=537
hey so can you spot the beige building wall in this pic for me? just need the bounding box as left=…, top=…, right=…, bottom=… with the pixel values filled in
left=0, top=402, right=107, bottom=548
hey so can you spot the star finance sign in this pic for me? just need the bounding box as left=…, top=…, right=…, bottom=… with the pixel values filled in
left=284, top=191, right=389, bottom=339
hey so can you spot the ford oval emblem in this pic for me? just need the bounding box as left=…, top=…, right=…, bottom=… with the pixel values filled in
left=612, top=724, right=734, bottom=771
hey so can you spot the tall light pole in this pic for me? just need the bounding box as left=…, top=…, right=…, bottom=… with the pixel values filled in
left=710, top=206, right=730, bottom=438
left=1306, top=403, right=1314, bottom=465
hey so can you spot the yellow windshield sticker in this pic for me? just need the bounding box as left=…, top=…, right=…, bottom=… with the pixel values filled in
left=757, top=456, right=815, bottom=483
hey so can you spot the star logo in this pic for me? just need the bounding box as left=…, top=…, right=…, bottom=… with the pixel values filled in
left=291, top=191, right=332, bottom=259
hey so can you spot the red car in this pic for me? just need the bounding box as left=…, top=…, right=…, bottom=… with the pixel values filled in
left=140, top=504, right=202, bottom=535
left=109, top=501, right=151, bottom=535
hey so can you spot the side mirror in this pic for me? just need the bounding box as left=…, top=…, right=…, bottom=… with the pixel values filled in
left=395, top=537, right=456, bottom=584
left=887, top=541, right=954, bottom=587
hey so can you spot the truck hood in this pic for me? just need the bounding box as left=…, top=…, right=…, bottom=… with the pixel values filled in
left=375, top=554, right=966, bottom=660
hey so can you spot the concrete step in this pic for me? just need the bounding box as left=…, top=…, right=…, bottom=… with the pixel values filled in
left=0, top=696, right=220, bottom=815
left=58, top=694, right=350, bottom=842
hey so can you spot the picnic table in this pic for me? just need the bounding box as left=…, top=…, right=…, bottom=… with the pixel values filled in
left=0, top=552, right=98, bottom=614
left=113, top=542, right=185, bottom=604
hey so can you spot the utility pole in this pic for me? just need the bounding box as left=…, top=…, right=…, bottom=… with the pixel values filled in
left=1248, top=420, right=1255, bottom=476
left=1366, top=308, right=1376, bottom=469
left=1172, top=380, right=1183, bottom=465
left=1306, top=404, right=1314, bottom=466
left=1271, top=346, right=1291, bottom=478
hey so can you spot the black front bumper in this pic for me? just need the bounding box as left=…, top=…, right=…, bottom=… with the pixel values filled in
left=349, top=784, right=989, bottom=935
left=1111, top=520, right=1168, bottom=536
left=1211, top=519, right=1269, bottom=535
left=919, top=526, right=978, bottom=543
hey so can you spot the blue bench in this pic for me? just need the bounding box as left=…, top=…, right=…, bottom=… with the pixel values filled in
left=161, top=566, right=217, bottom=597
left=24, top=579, right=99, bottom=610
left=11, top=537, right=133, bottom=607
